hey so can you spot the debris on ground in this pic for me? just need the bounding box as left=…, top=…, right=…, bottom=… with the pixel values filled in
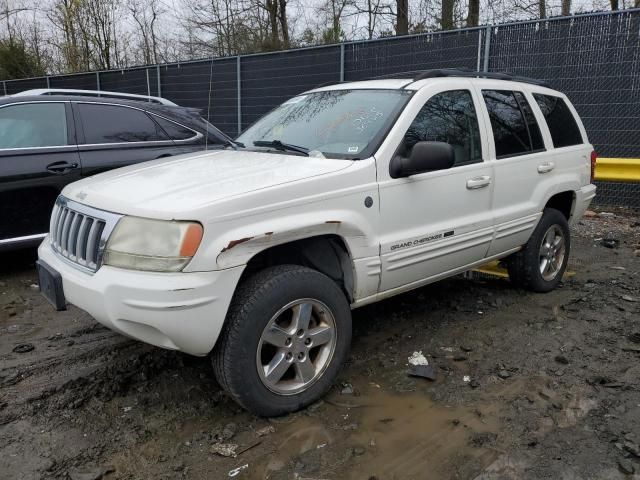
left=407, top=351, right=436, bottom=380
left=600, top=238, right=619, bottom=249
left=210, top=443, right=239, bottom=457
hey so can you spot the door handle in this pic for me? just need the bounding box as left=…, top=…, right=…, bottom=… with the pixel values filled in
left=46, top=161, right=79, bottom=174
left=466, top=175, right=491, bottom=190
left=537, top=162, right=555, bottom=174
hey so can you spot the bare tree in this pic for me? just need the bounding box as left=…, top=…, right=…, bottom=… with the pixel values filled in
left=396, top=0, right=408, bottom=34
left=467, top=0, right=479, bottom=26
left=539, top=0, right=546, bottom=19
left=561, top=0, right=570, bottom=15
left=441, top=0, right=454, bottom=29
left=610, top=0, right=619, bottom=9
left=128, top=0, right=163, bottom=64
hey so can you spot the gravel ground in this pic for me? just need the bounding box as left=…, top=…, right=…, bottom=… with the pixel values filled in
left=1, top=207, right=639, bottom=480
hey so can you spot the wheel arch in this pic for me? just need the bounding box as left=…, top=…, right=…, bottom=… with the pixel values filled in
left=544, top=190, right=576, bottom=221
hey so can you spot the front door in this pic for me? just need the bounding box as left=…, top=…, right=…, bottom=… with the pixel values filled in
left=0, top=101, right=80, bottom=247
left=377, top=80, right=494, bottom=293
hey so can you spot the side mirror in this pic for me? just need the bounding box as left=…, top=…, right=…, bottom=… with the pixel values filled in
left=389, top=141, right=455, bottom=179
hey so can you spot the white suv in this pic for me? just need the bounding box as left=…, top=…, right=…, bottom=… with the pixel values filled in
left=37, top=69, right=597, bottom=416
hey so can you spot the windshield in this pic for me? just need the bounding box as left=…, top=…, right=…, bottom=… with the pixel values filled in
left=236, top=89, right=412, bottom=159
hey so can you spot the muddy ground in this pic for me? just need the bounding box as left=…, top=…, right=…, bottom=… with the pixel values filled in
left=1, top=208, right=639, bottom=480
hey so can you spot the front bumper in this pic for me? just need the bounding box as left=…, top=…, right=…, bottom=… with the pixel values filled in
left=38, top=239, right=244, bottom=356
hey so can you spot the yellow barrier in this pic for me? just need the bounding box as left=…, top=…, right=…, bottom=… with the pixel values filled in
left=595, top=158, right=640, bottom=182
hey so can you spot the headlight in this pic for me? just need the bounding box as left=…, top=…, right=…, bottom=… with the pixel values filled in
left=104, top=217, right=203, bottom=272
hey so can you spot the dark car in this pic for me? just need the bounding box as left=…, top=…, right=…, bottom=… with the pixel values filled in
left=0, top=92, right=233, bottom=251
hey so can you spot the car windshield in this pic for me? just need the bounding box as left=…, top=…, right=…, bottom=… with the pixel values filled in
left=236, top=89, right=412, bottom=159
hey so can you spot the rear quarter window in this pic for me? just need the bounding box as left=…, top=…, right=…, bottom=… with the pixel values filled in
left=533, top=94, right=583, bottom=148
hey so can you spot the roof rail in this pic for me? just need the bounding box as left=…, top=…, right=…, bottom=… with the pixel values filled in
left=12, top=88, right=178, bottom=106
left=371, top=68, right=549, bottom=87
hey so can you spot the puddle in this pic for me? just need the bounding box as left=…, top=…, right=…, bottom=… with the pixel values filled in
left=247, top=385, right=501, bottom=480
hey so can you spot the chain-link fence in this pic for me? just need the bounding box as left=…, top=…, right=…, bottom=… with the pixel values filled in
left=5, top=10, right=640, bottom=207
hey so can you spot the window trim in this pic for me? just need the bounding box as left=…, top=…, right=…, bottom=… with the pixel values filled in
left=482, top=89, right=547, bottom=160
left=149, top=112, right=201, bottom=143
left=73, top=101, right=202, bottom=147
left=393, top=88, right=484, bottom=168
left=0, top=100, right=73, bottom=152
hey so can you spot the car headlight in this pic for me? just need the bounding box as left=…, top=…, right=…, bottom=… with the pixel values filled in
left=104, top=217, right=203, bottom=272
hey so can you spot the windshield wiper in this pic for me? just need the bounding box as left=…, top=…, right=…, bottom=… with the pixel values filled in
left=253, top=140, right=309, bottom=156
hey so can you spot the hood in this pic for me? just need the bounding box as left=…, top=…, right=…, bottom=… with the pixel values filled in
left=62, top=150, right=353, bottom=217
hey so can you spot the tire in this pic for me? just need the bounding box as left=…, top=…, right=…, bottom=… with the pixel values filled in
left=212, top=264, right=352, bottom=417
left=506, top=208, right=570, bottom=293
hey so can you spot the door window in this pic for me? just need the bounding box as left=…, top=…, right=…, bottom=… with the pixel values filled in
left=482, top=90, right=544, bottom=158
left=533, top=94, right=583, bottom=148
left=402, top=90, right=482, bottom=166
left=78, top=103, right=169, bottom=144
left=0, top=103, right=67, bottom=149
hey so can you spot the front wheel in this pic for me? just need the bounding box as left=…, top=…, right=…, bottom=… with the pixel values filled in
left=212, top=265, right=352, bottom=417
left=507, top=208, right=570, bottom=293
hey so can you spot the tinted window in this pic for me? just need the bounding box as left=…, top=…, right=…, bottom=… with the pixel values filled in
left=533, top=94, right=583, bottom=148
left=0, top=103, right=67, bottom=149
left=153, top=115, right=196, bottom=140
left=514, top=92, right=544, bottom=151
left=403, top=90, right=482, bottom=166
left=78, top=103, right=169, bottom=144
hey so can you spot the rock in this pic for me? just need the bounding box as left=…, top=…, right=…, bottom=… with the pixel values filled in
left=583, top=210, right=597, bottom=217
left=453, top=355, right=468, bottom=362
left=470, top=380, right=480, bottom=389
left=498, top=370, right=511, bottom=379
left=621, top=295, right=639, bottom=303
left=623, top=442, right=640, bottom=458
left=600, top=238, right=619, bottom=249
left=460, top=345, right=473, bottom=352
left=628, top=333, right=640, bottom=344
left=12, top=343, right=34, bottom=353
left=341, top=383, right=354, bottom=395
left=599, top=212, right=615, bottom=217
left=221, top=423, right=237, bottom=441
left=68, top=466, right=115, bottom=480
left=353, top=446, right=366, bottom=456
left=618, top=458, right=635, bottom=474
left=554, top=355, right=569, bottom=365
left=255, top=425, right=275, bottom=437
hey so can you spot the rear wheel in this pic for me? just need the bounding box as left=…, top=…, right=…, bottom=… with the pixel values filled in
left=212, top=265, right=351, bottom=417
left=507, top=208, right=570, bottom=293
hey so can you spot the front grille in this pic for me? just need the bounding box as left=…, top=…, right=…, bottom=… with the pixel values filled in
left=49, top=197, right=122, bottom=272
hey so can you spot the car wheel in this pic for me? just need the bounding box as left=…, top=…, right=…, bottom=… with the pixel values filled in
left=507, top=208, right=570, bottom=293
left=212, top=264, right=352, bottom=417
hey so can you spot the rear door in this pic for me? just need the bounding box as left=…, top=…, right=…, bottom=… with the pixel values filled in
left=73, top=102, right=182, bottom=176
left=474, top=87, right=550, bottom=256
left=0, top=101, right=80, bottom=246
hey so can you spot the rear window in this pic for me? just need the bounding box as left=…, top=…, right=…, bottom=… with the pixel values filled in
left=533, top=94, right=583, bottom=148
left=153, top=115, right=197, bottom=141
left=78, top=103, right=169, bottom=144
left=482, top=90, right=544, bottom=158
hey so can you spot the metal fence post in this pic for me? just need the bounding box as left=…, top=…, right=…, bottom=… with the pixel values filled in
left=476, top=28, right=483, bottom=72
left=46, top=76, right=51, bottom=88
left=340, top=43, right=345, bottom=82
left=96, top=71, right=101, bottom=90
left=483, top=25, right=492, bottom=72
left=237, top=56, right=242, bottom=136
left=146, top=68, right=151, bottom=96
left=3, top=81, right=6, bottom=96
left=156, top=65, right=162, bottom=97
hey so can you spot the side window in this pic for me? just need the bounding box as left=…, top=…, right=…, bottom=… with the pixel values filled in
left=402, top=90, right=482, bottom=166
left=482, top=90, right=545, bottom=158
left=533, top=94, right=583, bottom=148
left=78, top=103, right=169, bottom=144
left=153, top=115, right=197, bottom=141
left=0, top=103, right=67, bottom=149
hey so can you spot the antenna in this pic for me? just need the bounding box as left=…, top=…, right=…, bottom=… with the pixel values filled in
left=205, top=57, right=214, bottom=151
